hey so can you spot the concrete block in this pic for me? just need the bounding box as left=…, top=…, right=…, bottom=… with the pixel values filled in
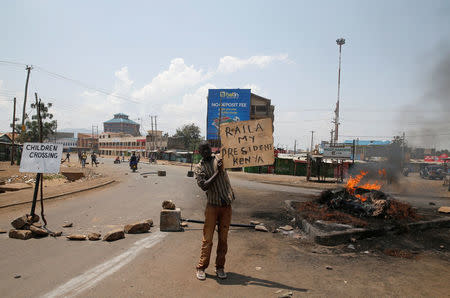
left=160, top=208, right=182, bottom=232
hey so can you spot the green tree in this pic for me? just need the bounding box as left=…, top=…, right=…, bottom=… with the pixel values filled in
left=11, top=101, right=57, bottom=143
left=173, top=123, right=202, bottom=149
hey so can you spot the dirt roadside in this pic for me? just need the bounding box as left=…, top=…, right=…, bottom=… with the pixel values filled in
left=231, top=185, right=450, bottom=296
left=0, top=159, right=115, bottom=209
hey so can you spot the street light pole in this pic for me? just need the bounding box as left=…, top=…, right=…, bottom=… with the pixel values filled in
left=334, top=38, right=345, bottom=145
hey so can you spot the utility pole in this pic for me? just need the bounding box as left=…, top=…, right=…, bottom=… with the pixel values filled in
left=91, top=125, right=98, bottom=151
left=21, top=65, right=32, bottom=133
left=151, top=116, right=154, bottom=151
left=310, top=131, right=315, bottom=153
left=307, top=131, right=315, bottom=182
left=294, top=140, right=297, bottom=154
left=401, top=132, right=405, bottom=168
left=334, top=38, right=345, bottom=144
left=155, top=115, right=158, bottom=150
left=330, top=129, right=334, bottom=145
left=11, top=97, right=16, bottom=165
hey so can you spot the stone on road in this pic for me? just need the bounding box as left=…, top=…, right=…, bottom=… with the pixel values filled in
left=255, top=224, right=269, bottom=232
left=103, top=229, right=125, bottom=241
left=279, top=225, right=294, bottom=231
left=9, top=229, right=33, bottom=240
left=29, top=225, right=49, bottom=237
left=67, top=234, right=87, bottom=241
left=88, top=232, right=101, bottom=241
left=11, top=215, right=29, bottom=229
left=162, top=200, right=176, bottom=210
left=438, top=206, right=450, bottom=214
left=124, top=222, right=151, bottom=234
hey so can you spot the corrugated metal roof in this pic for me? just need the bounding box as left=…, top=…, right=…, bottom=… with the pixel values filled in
left=104, top=118, right=139, bottom=125
left=343, top=140, right=391, bottom=146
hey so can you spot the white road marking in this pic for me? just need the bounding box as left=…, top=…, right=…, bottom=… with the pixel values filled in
left=42, top=231, right=167, bottom=298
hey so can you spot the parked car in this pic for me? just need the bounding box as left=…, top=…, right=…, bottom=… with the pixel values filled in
left=419, top=165, right=445, bottom=180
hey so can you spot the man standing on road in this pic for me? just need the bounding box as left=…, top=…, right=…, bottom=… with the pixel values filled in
left=194, top=142, right=235, bottom=280
left=81, top=151, right=87, bottom=168
left=91, top=152, right=98, bottom=167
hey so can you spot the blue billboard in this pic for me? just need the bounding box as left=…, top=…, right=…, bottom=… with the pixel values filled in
left=207, top=89, right=251, bottom=140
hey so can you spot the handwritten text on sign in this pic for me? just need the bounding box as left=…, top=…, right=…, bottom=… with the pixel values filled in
left=220, top=118, right=274, bottom=168
left=20, top=143, right=63, bottom=174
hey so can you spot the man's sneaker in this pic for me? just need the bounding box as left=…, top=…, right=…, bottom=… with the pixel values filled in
left=196, top=269, right=206, bottom=280
left=215, top=268, right=227, bottom=279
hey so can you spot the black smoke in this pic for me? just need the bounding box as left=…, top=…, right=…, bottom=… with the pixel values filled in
left=399, top=47, right=450, bottom=149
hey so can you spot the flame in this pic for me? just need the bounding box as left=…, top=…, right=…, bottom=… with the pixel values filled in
left=355, top=194, right=367, bottom=202
left=346, top=170, right=382, bottom=201
left=346, top=171, right=368, bottom=194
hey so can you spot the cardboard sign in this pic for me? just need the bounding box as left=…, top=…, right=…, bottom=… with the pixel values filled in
left=220, top=118, right=274, bottom=168
left=20, top=143, right=63, bottom=173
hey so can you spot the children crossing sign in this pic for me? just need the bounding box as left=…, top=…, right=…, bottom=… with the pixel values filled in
left=20, top=143, right=63, bottom=173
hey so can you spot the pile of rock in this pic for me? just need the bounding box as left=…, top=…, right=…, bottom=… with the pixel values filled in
left=7, top=214, right=154, bottom=243
left=8, top=214, right=55, bottom=240
left=65, top=219, right=154, bottom=242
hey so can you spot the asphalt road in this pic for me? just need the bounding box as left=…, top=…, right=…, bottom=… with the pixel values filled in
left=0, top=159, right=319, bottom=297
left=0, top=159, right=449, bottom=297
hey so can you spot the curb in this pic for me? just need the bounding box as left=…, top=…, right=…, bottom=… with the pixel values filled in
left=0, top=180, right=116, bottom=209
left=284, top=200, right=450, bottom=246
left=311, top=217, right=450, bottom=246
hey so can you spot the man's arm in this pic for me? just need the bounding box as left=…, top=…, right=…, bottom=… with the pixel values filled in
left=194, top=160, right=222, bottom=191
left=201, top=159, right=223, bottom=189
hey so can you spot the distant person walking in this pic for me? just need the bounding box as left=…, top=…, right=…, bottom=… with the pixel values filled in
left=65, top=152, right=70, bottom=162
left=81, top=152, right=87, bottom=168
left=91, top=152, right=98, bottom=167
left=78, top=151, right=82, bottom=164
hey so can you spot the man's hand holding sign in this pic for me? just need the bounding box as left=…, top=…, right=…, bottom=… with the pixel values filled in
left=220, top=118, right=274, bottom=169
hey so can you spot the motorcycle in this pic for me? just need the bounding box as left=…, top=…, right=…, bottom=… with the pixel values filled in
left=130, top=161, right=137, bottom=172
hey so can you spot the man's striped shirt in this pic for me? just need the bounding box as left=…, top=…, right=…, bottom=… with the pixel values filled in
left=194, top=155, right=235, bottom=206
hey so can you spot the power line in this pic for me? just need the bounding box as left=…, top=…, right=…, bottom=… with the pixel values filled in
left=407, top=132, right=450, bottom=137
left=0, top=60, right=25, bottom=68
left=33, top=65, right=142, bottom=104
left=296, top=108, right=450, bottom=113
left=0, top=59, right=143, bottom=104
left=340, top=132, right=450, bottom=138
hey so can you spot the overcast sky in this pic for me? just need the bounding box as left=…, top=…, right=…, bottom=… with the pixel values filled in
left=1, top=0, right=449, bottom=150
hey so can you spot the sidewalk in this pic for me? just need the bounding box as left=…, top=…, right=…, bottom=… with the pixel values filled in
left=0, top=177, right=115, bottom=209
